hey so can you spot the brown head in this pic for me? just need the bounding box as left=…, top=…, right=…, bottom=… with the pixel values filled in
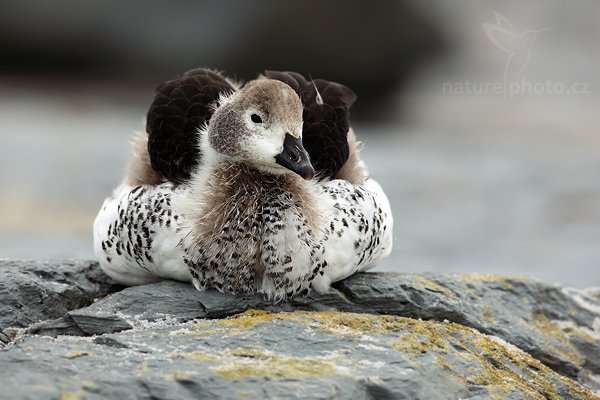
left=207, top=79, right=315, bottom=180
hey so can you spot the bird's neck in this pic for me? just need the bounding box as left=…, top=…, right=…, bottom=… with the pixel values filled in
left=186, top=159, right=321, bottom=240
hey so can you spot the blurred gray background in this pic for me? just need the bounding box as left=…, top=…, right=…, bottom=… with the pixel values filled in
left=1, top=0, right=598, bottom=287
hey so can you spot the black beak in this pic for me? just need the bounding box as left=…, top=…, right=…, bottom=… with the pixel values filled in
left=275, top=133, right=315, bottom=180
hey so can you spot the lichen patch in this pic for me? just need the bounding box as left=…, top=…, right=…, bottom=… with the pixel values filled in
left=210, top=346, right=336, bottom=380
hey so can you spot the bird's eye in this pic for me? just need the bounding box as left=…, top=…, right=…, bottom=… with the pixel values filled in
left=251, top=113, right=263, bottom=124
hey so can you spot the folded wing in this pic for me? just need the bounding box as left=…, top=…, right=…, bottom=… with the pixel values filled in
left=146, top=68, right=236, bottom=183
left=146, top=69, right=359, bottom=184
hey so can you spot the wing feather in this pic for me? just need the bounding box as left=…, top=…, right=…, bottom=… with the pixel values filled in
left=146, top=69, right=236, bottom=183
left=146, top=69, right=358, bottom=183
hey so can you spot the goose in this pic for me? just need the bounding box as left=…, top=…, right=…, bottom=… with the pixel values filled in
left=94, top=71, right=393, bottom=300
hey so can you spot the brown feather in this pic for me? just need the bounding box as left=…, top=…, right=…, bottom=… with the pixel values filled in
left=123, top=132, right=163, bottom=186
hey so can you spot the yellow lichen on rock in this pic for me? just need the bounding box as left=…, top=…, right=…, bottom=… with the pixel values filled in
left=164, top=369, right=197, bottom=381
left=455, top=273, right=520, bottom=289
left=531, top=313, right=584, bottom=367
left=81, top=380, right=94, bottom=388
left=200, top=309, right=409, bottom=337
left=290, top=311, right=408, bottom=336
left=481, top=305, right=496, bottom=323
left=142, top=310, right=598, bottom=398
left=390, top=317, right=594, bottom=400
left=169, top=350, right=221, bottom=362
left=210, top=346, right=335, bottom=380
left=134, top=361, right=149, bottom=375
left=64, top=350, right=92, bottom=359
left=186, top=310, right=278, bottom=336
left=410, top=275, right=456, bottom=298
left=234, top=390, right=254, bottom=397
left=219, top=309, right=278, bottom=330
left=215, top=311, right=597, bottom=398
left=393, top=328, right=450, bottom=355
left=59, top=389, right=84, bottom=400
left=559, top=322, right=597, bottom=343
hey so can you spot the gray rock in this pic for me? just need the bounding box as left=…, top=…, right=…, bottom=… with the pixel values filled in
left=335, top=273, right=600, bottom=386
left=0, top=310, right=597, bottom=400
left=29, top=273, right=600, bottom=393
left=1, top=260, right=599, bottom=399
left=29, top=281, right=362, bottom=337
left=0, top=259, right=121, bottom=340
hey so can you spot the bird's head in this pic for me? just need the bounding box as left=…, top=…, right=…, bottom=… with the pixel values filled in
left=206, top=79, right=315, bottom=180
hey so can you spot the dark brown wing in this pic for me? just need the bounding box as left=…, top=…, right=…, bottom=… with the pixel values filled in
left=264, top=70, right=357, bottom=181
left=146, top=69, right=235, bottom=183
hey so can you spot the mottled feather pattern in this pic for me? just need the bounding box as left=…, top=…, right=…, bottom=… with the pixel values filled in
left=94, top=183, right=190, bottom=285
left=94, top=70, right=393, bottom=301
left=178, top=164, right=327, bottom=301
left=95, top=174, right=392, bottom=300
left=315, top=178, right=393, bottom=287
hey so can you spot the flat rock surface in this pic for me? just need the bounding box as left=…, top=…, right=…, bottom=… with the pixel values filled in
left=3, top=310, right=598, bottom=400
left=0, top=259, right=121, bottom=341
left=1, top=260, right=599, bottom=399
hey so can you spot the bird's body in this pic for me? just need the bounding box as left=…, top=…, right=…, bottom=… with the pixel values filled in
left=94, top=171, right=391, bottom=299
left=94, top=70, right=393, bottom=300
left=94, top=182, right=189, bottom=285
left=180, top=161, right=391, bottom=299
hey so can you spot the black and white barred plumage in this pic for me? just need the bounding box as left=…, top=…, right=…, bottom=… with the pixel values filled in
left=94, top=70, right=393, bottom=300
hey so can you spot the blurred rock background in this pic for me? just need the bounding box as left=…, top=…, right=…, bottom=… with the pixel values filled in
left=0, top=0, right=598, bottom=287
